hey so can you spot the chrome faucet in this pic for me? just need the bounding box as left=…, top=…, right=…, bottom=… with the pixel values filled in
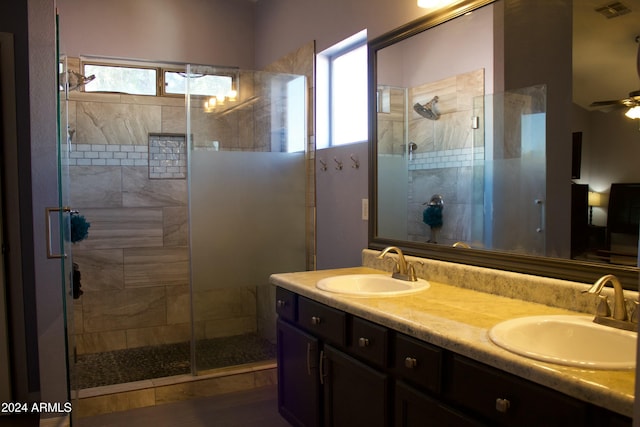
left=378, top=246, right=417, bottom=282
left=582, top=274, right=637, bottom=331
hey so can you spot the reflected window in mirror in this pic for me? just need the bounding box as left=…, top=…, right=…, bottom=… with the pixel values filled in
left=317, top=29, right=368, bottom=149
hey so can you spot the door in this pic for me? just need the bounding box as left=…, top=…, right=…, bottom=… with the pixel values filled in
left=323, top=344, right=389, bottom=427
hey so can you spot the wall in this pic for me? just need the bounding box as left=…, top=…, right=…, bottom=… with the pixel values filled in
left=0, top=0, right=41, bottom=403
left=253, top=0, right=444, bottom=69
left=57, top=0, right=256, bottom=68
left=316, top=142, right=369, bottom=269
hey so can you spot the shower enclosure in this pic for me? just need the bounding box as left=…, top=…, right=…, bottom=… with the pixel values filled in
left=375, top=81, right=546, bottom=251
left=60, top=60, right=308, bottom=394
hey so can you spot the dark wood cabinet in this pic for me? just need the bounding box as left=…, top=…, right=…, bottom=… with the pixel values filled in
left=323, top=344, right=389, bottom=427
left=275, top=287, right=632, bottom=427
left=276, top=318, right=321, bottom=427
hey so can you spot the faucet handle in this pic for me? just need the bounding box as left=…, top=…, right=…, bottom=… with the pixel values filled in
left=630, top=301, right=639, bottom=324
left=595, top=295, right=612, bottom=317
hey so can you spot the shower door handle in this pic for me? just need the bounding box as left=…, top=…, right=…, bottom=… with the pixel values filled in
left=534, top=199, right=544, bottom=233
left=46, top=206, right=72, bottom=259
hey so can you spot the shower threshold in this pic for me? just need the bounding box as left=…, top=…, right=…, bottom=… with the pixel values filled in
left=75, top=333, right=276, bottom=389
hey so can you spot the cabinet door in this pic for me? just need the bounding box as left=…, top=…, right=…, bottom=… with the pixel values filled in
left=323, top=344, right=389, bottom=427
left=277, top=318, right=321, bottom=427
left=395, top=381, right=486, bottom=427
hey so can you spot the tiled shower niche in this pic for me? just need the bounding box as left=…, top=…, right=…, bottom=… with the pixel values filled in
left=148, top=133, right=187, bottom=179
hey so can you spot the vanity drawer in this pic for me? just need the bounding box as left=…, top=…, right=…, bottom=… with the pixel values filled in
left=446, top=355, right=587, bottom=427
left=297, top=297, right=346, bottom=346
left=393, top=333, right=442, bottom=394
left=275, top=287, right=296, bottom=322
left=349, top=316, right=389, bottom=368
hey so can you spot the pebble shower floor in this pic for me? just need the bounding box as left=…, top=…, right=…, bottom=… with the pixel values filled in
left=74, top=333, right=277, bottom=389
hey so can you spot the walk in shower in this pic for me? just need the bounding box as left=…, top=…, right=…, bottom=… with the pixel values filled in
left=63, top=62, right=308, bottom=389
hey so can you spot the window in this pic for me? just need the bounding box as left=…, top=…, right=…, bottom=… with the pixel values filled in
left=82, top=60, right=237, bottom=98
left=84, top=64, right=157, bottom=95
left=316, top=30, right=368, bottom=149
left=164, top=70, right=234, bottom=98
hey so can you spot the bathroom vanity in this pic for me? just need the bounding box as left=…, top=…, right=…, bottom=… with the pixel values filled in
left=270, top=264, right=635, bottom=427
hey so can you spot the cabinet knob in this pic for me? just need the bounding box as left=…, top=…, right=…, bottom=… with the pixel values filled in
left=495, top=398, right=511, bottom=413
left=404, top=357, right=418, bottom=369
left=276, top=299, right=286, bottom=309
left=311, top=316, right=322, bottom=325
left=358, top=337, right=370, bottom=348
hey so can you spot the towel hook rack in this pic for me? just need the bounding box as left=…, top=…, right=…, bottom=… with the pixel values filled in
left=319, top=159, right=327, bottom=171
left=350, top=154, right=360, bottom=169
left=334, top=157, right=343, bottom=170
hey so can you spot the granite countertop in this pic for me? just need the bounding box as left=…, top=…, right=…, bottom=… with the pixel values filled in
left=270, top=266, right=636, bottom=418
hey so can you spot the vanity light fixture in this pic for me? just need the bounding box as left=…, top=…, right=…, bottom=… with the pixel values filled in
left=204, top=96, right=218, bottom=112
left=417, top=0, right=454, bottom=9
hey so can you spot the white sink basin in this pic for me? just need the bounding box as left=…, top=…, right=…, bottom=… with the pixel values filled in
left=316, top=274, right=430, bottom=297
left=489, top=315, right=637, bottom=370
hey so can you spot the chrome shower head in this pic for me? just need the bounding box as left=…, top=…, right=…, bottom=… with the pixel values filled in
left=60, top=71, right=96, bottom=91
left=413, top=96, right=440, bottom=120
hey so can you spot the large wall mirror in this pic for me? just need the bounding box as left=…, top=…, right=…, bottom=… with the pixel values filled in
left=368, top=0, right=640, bottom=289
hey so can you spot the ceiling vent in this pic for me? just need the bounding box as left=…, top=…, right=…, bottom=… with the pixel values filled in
left=594, top=1, right=632, bottom=19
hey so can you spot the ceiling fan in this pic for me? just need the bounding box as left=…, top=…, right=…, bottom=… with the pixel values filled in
left=589, top=36, right=640, bottom=119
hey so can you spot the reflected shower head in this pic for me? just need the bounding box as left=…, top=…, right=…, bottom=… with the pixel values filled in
left=413, top=96, right=440, bottom=120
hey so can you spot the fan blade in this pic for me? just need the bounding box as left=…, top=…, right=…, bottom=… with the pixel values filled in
left=589, top=99, right=628, bottom=108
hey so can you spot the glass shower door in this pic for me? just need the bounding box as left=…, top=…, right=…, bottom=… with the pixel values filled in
left=56, top=30, right=78, bottom=424
left=186, top=66, right=307, bottom=374
left=473, top=85, right=547, bottom=255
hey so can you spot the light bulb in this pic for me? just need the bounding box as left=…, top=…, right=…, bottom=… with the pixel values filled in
left=624, top=105, right=640, bottom=119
